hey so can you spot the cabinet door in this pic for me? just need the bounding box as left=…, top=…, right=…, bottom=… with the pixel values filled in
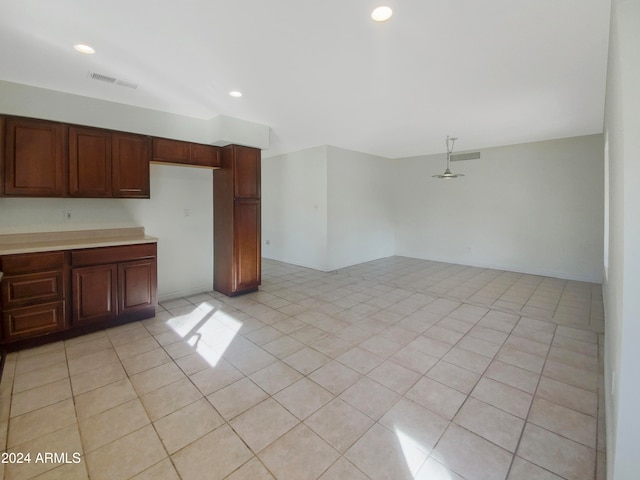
left=191, top=143, right=221, bottom=167
left=233, top=199, right=261, bottom=292
left=152, top=138, right=190, bottom=164
left=69, top=126, right=112, bottom=197
left=3, top=117, right=66, bottom=196
left=153, top=138, right=220, bottom=168
left=118, top=258, right=157, bottom=316
left=232, top=146, right=260, bottom=198
left=72, top=264, right=117, bottom=324
left=112, top=133, right=150, bottom=198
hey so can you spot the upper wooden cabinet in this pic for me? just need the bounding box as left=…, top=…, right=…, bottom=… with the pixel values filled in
left=69, top=127, right=150, bottom=198
left=2, top=116, right=150, bottom=198
left=231, top=145, right=261, bottom=198
left=152, top=137, right=220, bottom=168
left=69, top=126, right=112, bottom=197
left=112, top=132, right=150, bottom=198
left=3, top=117, right=66, bottom=196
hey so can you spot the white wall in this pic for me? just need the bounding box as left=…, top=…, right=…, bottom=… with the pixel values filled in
left=261, top=146, right=329, bottom=270
left=0, top=80, right=270, bottom=147
left=126, top=164, right=213, bottom=300
left=0, top=80, right=211, bottom=143
left=393, top=135, right=604, bottom=282
left=0, top=164, right=213, bottom=301
left=603, top=0, right=640, bottom=478
left=326, top=146, right=395, bottom=270
left=262, top=138, right=603, bottom=280
left=261, top=145, right=397, bottom=271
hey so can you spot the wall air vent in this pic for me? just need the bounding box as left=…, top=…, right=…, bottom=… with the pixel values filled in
left=89, top=71, right=138, bottom=89
left=450, top=152, right=481, bottom=162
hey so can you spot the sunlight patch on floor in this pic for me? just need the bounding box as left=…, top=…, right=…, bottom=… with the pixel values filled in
left=395, top=428, right=430, bottom=478
left=395, top=427, right=457, bottom=480
left=165, top=302, right=242, bottom=367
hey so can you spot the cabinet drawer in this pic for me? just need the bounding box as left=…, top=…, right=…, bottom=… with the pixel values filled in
left=1, top=251, right=65, bottom=274
left=71, top=243, right=157, bottom=267
left=2, top=270, right=65, bottom=308
left=2, top=301, right=66, bottom=341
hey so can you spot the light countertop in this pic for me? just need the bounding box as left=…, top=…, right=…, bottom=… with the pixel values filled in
left=0, top=227, right=158, bottom=256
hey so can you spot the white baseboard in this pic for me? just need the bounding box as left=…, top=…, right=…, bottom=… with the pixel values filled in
left=157, top=284, right=213, bottom=303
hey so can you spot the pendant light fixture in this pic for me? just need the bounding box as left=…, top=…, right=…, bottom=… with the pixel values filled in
left=432, top=135, right=465, bottom=179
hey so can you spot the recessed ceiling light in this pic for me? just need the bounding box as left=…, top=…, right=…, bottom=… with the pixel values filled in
left=229, top=91, right=243, bottom=98
left=74, top=44, right=95, bottom=54
left=371, top=6, right=393, bottom=22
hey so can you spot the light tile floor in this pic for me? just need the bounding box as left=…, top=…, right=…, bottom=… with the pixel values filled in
left=0, top=257, right=606, bottom=480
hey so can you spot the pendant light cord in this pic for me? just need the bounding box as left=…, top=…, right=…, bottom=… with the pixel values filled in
left=446, top=136, right=457, bottom=169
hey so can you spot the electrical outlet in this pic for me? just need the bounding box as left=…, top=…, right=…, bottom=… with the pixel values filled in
left=183, top=209, right=190, bottom=217
left=265, top=239, right=271, bottom=245
left=63, top=210, right=72, bottom=221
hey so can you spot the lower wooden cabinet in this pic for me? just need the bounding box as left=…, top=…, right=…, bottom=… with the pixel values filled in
left=71, top=244, right=157, bottom=325
left=72, top=264, right=118, bottom=324
left=2, top=270, right=65, bottom=308
left=233, top=199, right=261, bottom=293
left=118, top=259, right=156, bottom=316
left=2, top=301, right=66, bottom=342
left=0, top=251, right=67, bottom=342
left=0, top=242, right=157, bottom=348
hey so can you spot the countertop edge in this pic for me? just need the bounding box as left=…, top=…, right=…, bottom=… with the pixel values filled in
left=0, top=235, right=158, bottom=256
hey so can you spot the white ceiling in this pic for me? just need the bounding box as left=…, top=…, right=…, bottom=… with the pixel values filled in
left=0, top=0, right=611, bottom=158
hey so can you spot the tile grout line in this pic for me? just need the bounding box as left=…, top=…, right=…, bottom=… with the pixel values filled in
left=4, top=257, right=603, bottom=480
left=501, top=320, right=557, bottom=479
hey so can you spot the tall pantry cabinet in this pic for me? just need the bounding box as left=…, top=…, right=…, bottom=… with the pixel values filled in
left=213, top=145, right=261, bottom=296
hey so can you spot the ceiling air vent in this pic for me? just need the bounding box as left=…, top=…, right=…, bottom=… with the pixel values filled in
left=450, top=152, right=481, bottom=162
left=88, top=71, right=138, bottom=89
left=115, top=79, right=138, bottom=89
